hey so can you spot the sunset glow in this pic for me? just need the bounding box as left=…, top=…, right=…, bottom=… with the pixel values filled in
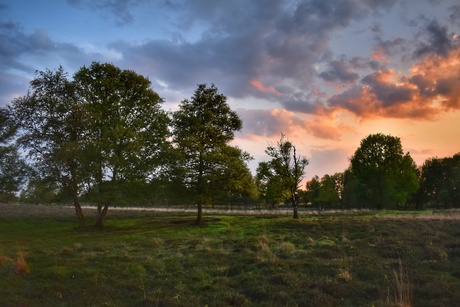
left=1, top=0, right=460, bottom=180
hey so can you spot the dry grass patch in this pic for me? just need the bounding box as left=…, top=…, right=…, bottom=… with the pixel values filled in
left=14, top=250, right=29, bottom=275
left=256, top=235, right=277, bottom=264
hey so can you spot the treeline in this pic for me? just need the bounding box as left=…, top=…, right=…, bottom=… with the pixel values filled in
left=303, top=136, right=460, bottom=211
left=0, top=62, right=459, bottom=227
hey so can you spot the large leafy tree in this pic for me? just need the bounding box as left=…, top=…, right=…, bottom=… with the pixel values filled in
left=12, top=63, right=168, bottom=227
left=73, top=62, right=169, bottom=227
left=349, top=133, right=419, bottom=209
left=264, top=134, right=309, bottom=218
left=0, top=107, right=29, bottom=202
left=11, top=67, right=88, bottom=224
left=418, top=154, right=460, bottom=208
left=172, top=84, right=246, bottom=225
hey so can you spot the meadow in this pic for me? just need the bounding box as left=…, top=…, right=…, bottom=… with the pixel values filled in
left=1, top=203, right=460, bottom=306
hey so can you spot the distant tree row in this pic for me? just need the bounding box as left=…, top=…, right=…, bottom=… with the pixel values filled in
left=303, top=134, right=460, bottom=210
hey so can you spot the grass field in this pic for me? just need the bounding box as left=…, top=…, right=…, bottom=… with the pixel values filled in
left=1, top=204, right=460, bottom=306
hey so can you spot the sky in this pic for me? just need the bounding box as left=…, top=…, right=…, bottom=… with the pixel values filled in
left=1, top=0, right=460, bottom=182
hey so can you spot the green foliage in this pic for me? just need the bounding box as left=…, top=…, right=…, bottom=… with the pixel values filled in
left=19, top=179, right=61, bottom=204
left=11, top=63, right=169, bottom=226
left=12, top=66, right=89, bottom=224
left=0, top=107, right=17, bottom=143
left=418, top=153, right=460, bottom=208
left=73, top=62, right=169, bottom=183
left=349, top=133, right=419, bottom=209
left=260, top=134, right=308, bottom=218
left=0, top=107, right=29, bottom=198
left=171, top=84, right=251, bottom=223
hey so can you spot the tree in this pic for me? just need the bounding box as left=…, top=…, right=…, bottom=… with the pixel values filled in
left=256, top=161, right=290, bottom=209
left=317, top=174, right=342, bottom=209
left=172, top=84, right=246, bottom=225
left=349, top=133, right=419, bottom=209
left=12, top=67, right=89, bottom=226
left=73, top=62, right=169, bottom=227
left=0, top=108, right=29, bottom=202
left=418, top=154, right=460, bottom=208
left=305, top=175, right=321, bottom=208
left=264, top=134, right=309, bottom=218
left=12, top=63, right=169, bottom=227
left=208, top=146, right=258, bottom=209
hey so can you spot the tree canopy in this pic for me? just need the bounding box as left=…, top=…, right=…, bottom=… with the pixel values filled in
left=349, top=133, right=419, bottom=209
left=260, top=134, right=309, bottom=218
left=11, top=63, right=169, bottom=227
left=171, top=84, right=252, bottom=224
left=0, top=107, right=29, bottom=202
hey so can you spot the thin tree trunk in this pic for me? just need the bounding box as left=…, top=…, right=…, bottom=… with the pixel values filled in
left=70, top=181, right=85, bottom=227
left=95, top=203, right=109, bottom=228
left=73, top=199, right=85, bottom=228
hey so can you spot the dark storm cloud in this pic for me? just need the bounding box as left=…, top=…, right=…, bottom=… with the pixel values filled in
left=67, top=0, right=147, bottom=25
left=414, top=20, right=453, bottom=58
left=319, top=58, right=360, bottom=84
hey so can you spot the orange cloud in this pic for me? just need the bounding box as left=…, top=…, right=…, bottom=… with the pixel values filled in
left=330, top=46, right=460, bottom=120
left=250, top=79, right=284, bottom=97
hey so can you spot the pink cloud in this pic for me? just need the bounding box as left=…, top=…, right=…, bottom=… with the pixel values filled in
left=250, top=79, right=284, bottom=97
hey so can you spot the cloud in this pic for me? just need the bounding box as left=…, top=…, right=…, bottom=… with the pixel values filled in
left=361, top=69, right=413, bottom=107
left=67, top=0, right=148, bottom=25
left=237, top=108, right=347, bottom=141
left=280, top=90, right=324, bottom=114
left=450, top=5, right=460, bottom=26
left=110, top=0, right=401, bottom=99
left=414, top=20, right=453, bottom=58
left=237, top=109, right=302, bottom=139
left=319, top=58, right=360, bottom=84
left=329, top=42, right=460, bottom=119
left=250, top=80, right=284, bottom=97
left=372, top=37, right=408, bottom=60
left=0, top=22, right=84, bottom=73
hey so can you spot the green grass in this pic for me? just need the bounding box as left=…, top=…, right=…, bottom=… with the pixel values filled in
left=1, top=208, right=460, bottom=306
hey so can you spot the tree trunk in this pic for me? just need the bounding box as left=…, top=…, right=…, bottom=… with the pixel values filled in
left=70, top=183, right=85, bottom=228
left=293, top=204, right=299, bottom=219
left=73, top=200, right=85, bottom=228
left=95, top=203, right=109, bottom=228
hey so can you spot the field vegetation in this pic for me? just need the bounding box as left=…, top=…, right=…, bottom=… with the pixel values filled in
left=1, top=203, right=460, bottom=306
